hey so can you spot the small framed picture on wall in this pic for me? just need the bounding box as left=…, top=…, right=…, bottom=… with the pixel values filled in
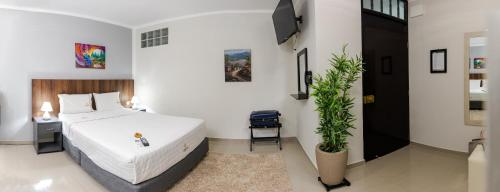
left=224, top=49, right=252, bottom=82
left=430, top=49, right=447, bottom=73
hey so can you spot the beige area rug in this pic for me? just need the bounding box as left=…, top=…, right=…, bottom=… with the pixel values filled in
left=169, top=152, right=293, bottom=192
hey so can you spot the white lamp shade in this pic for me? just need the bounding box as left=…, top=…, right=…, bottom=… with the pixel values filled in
left=40, top=102, right=53, bottom=112
left=131, top=96, right=139, bottom=104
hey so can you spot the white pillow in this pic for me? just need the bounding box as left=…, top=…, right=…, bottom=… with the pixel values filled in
left=93, top=92, right=124, bottom=111
left=58, top=94, right=93, bottom=114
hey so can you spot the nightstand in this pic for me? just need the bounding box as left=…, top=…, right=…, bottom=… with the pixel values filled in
left=33, top=117, right=63, bottom=154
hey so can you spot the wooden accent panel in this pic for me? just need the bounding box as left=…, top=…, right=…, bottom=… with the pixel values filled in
left=470, top=73, right=486, bottom=80
left=32, top=79, right=134, bottom=118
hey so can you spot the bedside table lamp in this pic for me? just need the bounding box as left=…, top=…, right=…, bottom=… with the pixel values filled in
left=41, top=102, right=53, bottom=120
left=131, top=96, right=140, bottom=110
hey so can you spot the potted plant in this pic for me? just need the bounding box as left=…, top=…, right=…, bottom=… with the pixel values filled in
left=311, top=45, right=363, bottom=185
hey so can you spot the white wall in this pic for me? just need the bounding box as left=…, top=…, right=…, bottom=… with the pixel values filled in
left=293, top=0, right=364, bottom=166
left=292, top=0, right=318, bottom=166
left=134, top=12, right=298, bottom=139
left=0, top=9, right=132, bottom=141
left=487, top=12, right=500, bottom=192
left=408, top=0, right=488, bottom=152
left=134, top=0, right=364, bottom=167
left=486, top=1, right=500, bottom=191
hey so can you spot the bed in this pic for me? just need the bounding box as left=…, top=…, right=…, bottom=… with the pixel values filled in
left=31, top=79, right=209, bottom=192
left=470, top=89, right=487, bottom=110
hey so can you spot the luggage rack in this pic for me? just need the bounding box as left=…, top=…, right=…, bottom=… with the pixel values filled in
left=249, top=123, right=282, bottom=151
left=249, top=110, right=282, bottom=151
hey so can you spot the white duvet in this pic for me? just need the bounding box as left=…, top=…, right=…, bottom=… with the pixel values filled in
left=470, top=89, right=488, bottom=101
left=59, top=109, right=206, bottom=184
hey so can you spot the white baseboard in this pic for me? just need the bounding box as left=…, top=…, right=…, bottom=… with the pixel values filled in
left=410, top=142, right=468, bottom=155
left=0, top=140, right=32, bottom=145
left=348, top=159, right=366, bottom=168
left=208, top=137, right=297, bottom=142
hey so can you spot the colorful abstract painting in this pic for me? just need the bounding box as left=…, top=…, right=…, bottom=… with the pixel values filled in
left=473, top=57, right=486, bottom=69
left=224, top=49, right=251, bottom=82
left=75, top=43, right=106, bottom=69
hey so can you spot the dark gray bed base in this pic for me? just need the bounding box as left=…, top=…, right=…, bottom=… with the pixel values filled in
left=63, top=136, right=209, bottom=192
left=63, top=136, right=81, bottom=165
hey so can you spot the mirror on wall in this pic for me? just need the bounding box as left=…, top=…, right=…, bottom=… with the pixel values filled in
left=291, top=48, right=311, bottom=100
left=465, top=32, right=487, bottom=126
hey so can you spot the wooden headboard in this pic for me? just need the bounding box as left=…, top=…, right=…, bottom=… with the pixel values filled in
left=32, top=79, right=134, bottom=118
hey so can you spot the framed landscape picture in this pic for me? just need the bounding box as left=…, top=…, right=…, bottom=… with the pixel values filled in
left=224, top=49, right=251, bottom=82
left=75, top=43, right=106, bottom=69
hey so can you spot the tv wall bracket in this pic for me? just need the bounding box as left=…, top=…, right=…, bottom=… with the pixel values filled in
left=296, top=16, right=303, bottom=24
left=296, top=16, right=303, bottom=33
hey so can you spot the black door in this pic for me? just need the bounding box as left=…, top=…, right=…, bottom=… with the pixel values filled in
left=362, top=12, right=409, bottom=161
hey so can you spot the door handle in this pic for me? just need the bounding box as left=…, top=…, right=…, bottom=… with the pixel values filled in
left=363, top=95, right=375, bottom=104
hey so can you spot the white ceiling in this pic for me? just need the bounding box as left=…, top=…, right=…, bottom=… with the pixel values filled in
left=0, top=0, right=278, bottom=28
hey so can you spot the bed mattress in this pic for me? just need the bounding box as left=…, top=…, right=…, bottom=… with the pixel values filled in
left=59, top=109, right=206, bottom=184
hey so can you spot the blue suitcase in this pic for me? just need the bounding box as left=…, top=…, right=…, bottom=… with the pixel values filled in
left=250, top=110, right=280, bottom=127
left=250, top=110, right=281, bottom=120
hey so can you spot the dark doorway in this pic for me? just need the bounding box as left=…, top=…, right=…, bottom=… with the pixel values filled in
left=362, top=11, right=409, bottom=161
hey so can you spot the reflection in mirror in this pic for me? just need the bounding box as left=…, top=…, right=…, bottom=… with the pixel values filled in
left=299, top=53, right=306, bottom=92
left=465, top=32, right=487, bottom=126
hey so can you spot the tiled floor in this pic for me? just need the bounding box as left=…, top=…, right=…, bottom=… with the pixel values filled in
left=0, top=139, right=467, bottom=192
left=211, top=139, right=468, bottom=192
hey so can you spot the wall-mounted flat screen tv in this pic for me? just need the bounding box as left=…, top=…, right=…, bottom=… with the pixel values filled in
left=272, top=0, right=299, bottom=45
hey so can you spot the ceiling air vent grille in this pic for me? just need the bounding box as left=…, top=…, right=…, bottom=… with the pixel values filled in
left=141, top=28, right=168, bottom=48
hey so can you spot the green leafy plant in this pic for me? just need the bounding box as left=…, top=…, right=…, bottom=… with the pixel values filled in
left=311, top=45, right=363, bottom=153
